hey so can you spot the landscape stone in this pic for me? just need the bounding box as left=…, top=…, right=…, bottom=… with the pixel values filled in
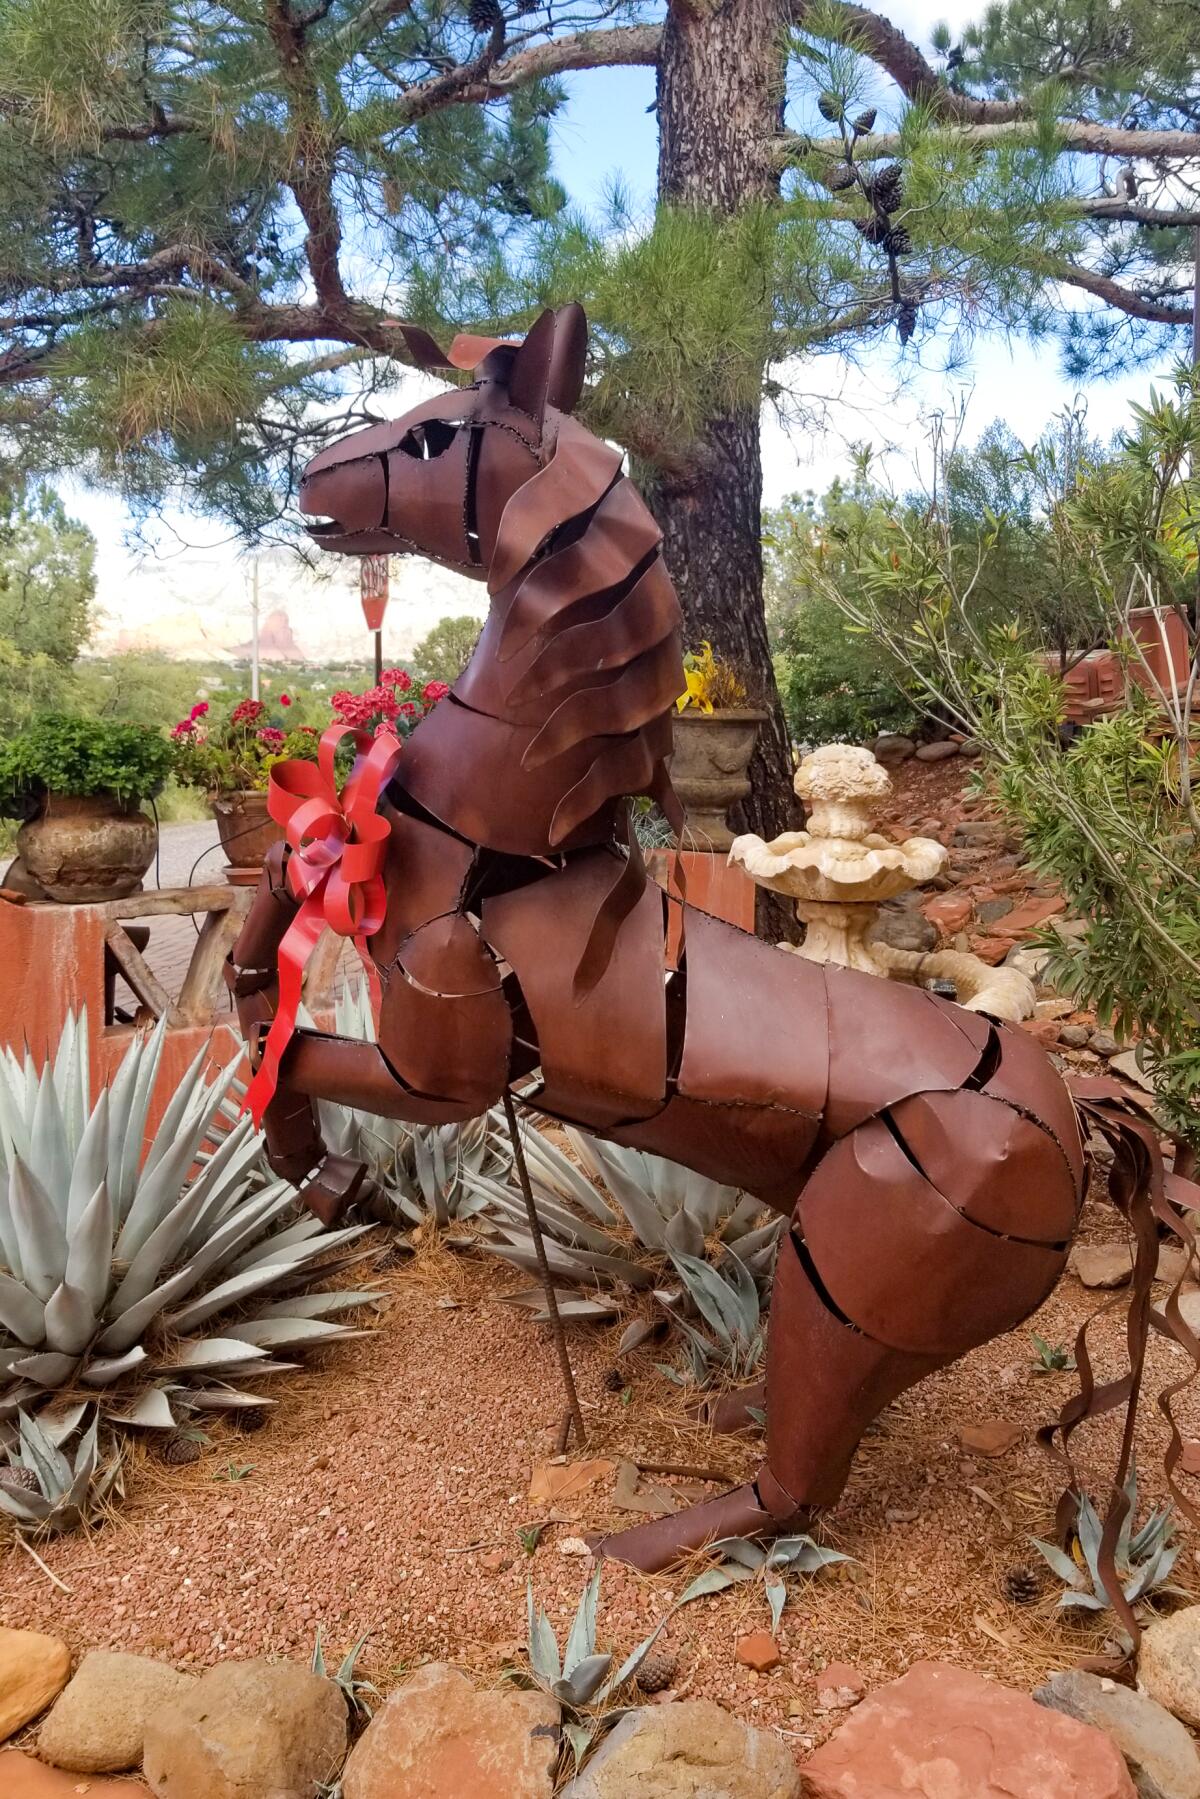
left=1035, top=1667, right=1200, bottom=1799
left=1060, top=1024, right=1091, bottom=1048
left=923, top=893, right=974, bottom=933
left=872, top=733, right=915, bottom=764
left=735, top=1631, right=781, bottom=1672
left=39, top=1650, right=193, bottom=1773
left=870, top=906, right=938, bottom=954
left=978, top=896, right=1016, bottom=924
left=0, top=1627, right=71, bottom=1742
left=0, top=1749, right=151, bottom=1797
left=560, top=1699, right=800, bottom=1798
left=1110, top=1049, right=1155, bottom=1092
left=341, top=1662, right=559, bottom=1799
left=1089, top=1030, right=1121, bottom=1057
left=1071, top=1243, right=1133, bottom=1289
left=815, top=1663, right=865, bottom=1710
left=803, top=1660, right=1136, bottom=1797
left=1139, top=1608, right=1200, bottom=1730
left=142, top=1659, right=347, bottom=1799
left=915, top=740, right=959, bottom=761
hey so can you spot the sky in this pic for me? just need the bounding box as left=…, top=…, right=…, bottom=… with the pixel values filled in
left=70, top=0, right=1186, bottom=660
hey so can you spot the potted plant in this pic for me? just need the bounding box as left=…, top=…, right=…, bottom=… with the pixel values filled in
left=671, top=643, right=767, bottom=850
left=170, top=693, right=317, bottom=883
left=0, top=715, right=173, bottom=901
left=171, top=672, right=451, bottom=883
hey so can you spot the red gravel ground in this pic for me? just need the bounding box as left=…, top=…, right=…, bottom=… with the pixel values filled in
left=3, top=758, right=1196, bottom=1767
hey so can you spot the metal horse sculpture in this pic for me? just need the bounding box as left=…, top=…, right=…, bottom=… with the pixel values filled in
left=228, top=305, right=1197, bottom=1586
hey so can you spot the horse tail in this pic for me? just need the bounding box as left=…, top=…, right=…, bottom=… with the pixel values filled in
left=1040, top=1075, right=1200, bottom=1654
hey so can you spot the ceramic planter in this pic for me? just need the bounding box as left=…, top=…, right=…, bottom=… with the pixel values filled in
left=669, top=708, right=767, bottom=851
left=18, top=792, right=157, bottom=903
left=210, top=789, right=283, bottom=885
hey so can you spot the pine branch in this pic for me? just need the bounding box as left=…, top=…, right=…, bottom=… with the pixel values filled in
left=264, top=0, right=350, bottom=314
left=1048, top=261, right=1191, bottom=325
left=332, top=0, right=418, bottom=51
left=773, top=120, right=1200, bottom=168
left=1076, top=198, right=1200, bottom=229
left=797, top=3, right=1022, bottom=125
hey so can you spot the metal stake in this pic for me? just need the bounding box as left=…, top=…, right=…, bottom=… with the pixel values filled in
left=502, top=1089, right=586, bottom=1447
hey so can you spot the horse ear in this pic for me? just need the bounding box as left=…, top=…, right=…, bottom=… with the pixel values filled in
left=507, top=304, right=589, bottom=424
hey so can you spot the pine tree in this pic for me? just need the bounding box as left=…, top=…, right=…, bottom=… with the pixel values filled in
left=0, top=0, right=1197, bottom=852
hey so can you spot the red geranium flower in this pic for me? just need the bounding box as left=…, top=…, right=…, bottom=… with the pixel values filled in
left=231, top=698, right=266, bottom=725
left=280, top=693, right=291, bottom=706
left=422, top=680, right=451, bottom=705
left=257, top=727, right=285, bottom=748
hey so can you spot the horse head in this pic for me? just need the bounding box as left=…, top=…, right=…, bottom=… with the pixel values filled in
left=298, top=304, right=589, bottom=576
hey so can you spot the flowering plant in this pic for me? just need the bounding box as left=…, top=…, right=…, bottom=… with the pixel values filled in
left=676, top=641, right=748, bottom=714
left=330, top=668, right=451, bottom=738
left=170, top=693, right=318, bottom=795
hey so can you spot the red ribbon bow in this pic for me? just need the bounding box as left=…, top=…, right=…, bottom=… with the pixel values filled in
left=243, top=724, right=402, bottom=1128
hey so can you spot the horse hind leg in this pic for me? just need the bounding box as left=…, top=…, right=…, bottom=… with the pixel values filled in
left=593, top=1089, right=1076, bottom=1572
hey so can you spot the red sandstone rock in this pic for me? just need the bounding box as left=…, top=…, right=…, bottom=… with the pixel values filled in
left=922, top=893, right=974, bottom=933
left=735, top=1632, right=781, bottom=1673
left=815, top=1663, right=865, bottom=1710
left=801, top=1661, right=1136, bottom=1798
left=1001, top=893, right=1066, bottom=934
left=342, top=1662, right=559, bottom=1799
left=0, top=1751, right=151, bottom=1796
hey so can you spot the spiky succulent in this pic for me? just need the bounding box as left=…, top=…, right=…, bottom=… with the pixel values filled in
left=677, top=1534, right=854, bottom=1633
left=314, top=985, right=508, bottom=1227
left=1030, top=1467, right=1182, bottom=1619
left=469, top=1121, right=782, bottom=1372
left=0, top=1013, right=379, bottom=1429
left=0, top=1404, right=123, bottom=1534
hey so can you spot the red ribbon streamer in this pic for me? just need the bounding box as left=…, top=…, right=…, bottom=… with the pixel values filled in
left=243, top=724, right=402, bottom=1127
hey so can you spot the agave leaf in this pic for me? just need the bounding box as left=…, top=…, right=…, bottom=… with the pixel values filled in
left=38, top=1402, right=88, bottom=1446
left=94, top=1262, right=206, bottom=1354
left=28, top=1073, right=70, bottom=1225
left=663, top=1208, right=705, bottom=1259
left=767, top=1538, right=852, bottom=1575
left=669, top=1257, right=736, bottom=1347
left=0, top=1484, right=55, bottom=1525
left=186, top=1387, right=278, bottom=1411
left=8, top=1158, right=68, bottom=1300
left=108, top=1178, right=210, bottom=1318
left=80, top=1346, right=148, bottom=1385
left=0, top=1271, right=44, bottom=1346
left=42, top=1281, right=97, bottom=1356
left=255, top=1290, right=382, bottom=1321
left=9, top=1351, right=77, bottom=1387
left=517, top=1129, right=619, bottom=1228
left=115, top=1017, right=168, bottom=1211
left=719, top=1195, right=766, bottom=1242
left=1126, top=1541, right=1180, bottom=1603
left=676, top=1567, right=743, bottom=1604
left=563, top=1567, right=600, bottom=1676
left=104, top=1386, right=178, bottom=1429
left=556, top=1653, right=613, bottom=1706
left=104, top=1029, right=146, bottom=1216
left=154, top=1338, right=271, bottom=1372
left=707, top=1537, right=768, bottom=1570
left=140, top=1044, right=220, bottom=1182
left=113, top=1130, right=206, bottom=1267
left=65, top=1181, right=115, bottom=1316
left=566, top=1132, right=668, bottom=1248
left=1030, top=1535, right=1086, bottom=1589
left=1076, top=1490, right=1105, bottom=1584
left=18, top=1407, right=72, bottom=1492
left=479, top=1181, right=621, bottom=1257
left=220, top=1318, right=365, bottom=1351
left=766, top=1572, right=787, bottom=1634
left=526, top=1584, right=561, bottom=1686
left=1058, top=1590, right=1108, bottom=1612
left=616, top=1318, right=661, bottom=1355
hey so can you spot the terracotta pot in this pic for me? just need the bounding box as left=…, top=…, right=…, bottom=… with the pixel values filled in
left=18, top=792, right=156, bottom=903
left=669, top=708, right=767, bottom=851
left=210, top=790, right=283, bottom=885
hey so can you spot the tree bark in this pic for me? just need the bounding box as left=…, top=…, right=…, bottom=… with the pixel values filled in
left=651, top=0, right=799, bottom=936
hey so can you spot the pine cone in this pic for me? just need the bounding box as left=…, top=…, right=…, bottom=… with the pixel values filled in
left=603, top=1368, right=627, bottom=1393
left=635, top=1648, right=679, bottom=1694
left=0, top=1465, right=40, bottom=1494
left=235, top=1406, right=270, bottom=1434
left=852, top=108, right=877, bottom=135
left=468, top=0, right=503, bottom=32
left=869, top=164, right=904, bottom=213
left=161, top=1433, right=202, bottom=1467
left=881, top=225, right=912, bottom=258
left=817, top=92, right=844, bottom=123
left=1002, top=1564, right=1041, bottom=1606
left=826, top=165, right=857, bottom=193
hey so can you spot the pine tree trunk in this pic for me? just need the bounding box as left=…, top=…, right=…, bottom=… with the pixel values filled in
left=651, top=0, right=799, bottom=937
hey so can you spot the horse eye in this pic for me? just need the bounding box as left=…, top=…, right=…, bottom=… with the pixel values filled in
left=398, top=420, right=460, bottom=460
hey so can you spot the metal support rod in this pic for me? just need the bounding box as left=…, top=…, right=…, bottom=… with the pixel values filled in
left=250, top=557, right=261, bottom=703
left=502, top=1088, right=587, bottom=1447
left=374, top=628, right=383, bottom=684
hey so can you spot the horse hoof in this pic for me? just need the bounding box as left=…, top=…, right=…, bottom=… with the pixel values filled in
left=587, top=1482, right=780, bottom=1573
left=300, top=1154, right=370, bottom=1225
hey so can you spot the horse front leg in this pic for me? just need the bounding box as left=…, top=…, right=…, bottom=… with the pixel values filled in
left=226, top=846, right=369, bottom=1224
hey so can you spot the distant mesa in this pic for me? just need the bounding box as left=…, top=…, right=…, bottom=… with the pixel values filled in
left=230, top=608, right=305, bottom=661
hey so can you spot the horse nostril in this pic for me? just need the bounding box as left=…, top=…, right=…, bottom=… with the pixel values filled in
left=299, top=458, right=385, bottom=532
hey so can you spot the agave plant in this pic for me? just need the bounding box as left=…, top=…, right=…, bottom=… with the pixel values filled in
left=312, top=1627, right=380, bottom=1726
left=313, top=985, right=508, bottom=1226
left=469, top=1120, right=783, bottom=1371
left=0, top=1012, right=379, bottom=1429
left=676, top=1533, right=853, bottom=1633
left=526, top=1568, right=669, bottom=1769
left=0, top=1404, right=123, bottom=1534
left=1030, top=1468, right=1183, bottom=1619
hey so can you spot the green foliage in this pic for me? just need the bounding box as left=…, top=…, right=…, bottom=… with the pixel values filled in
left=170, top=694, right=317, bottom=797
left=809, top=373, right=1200, bottom=1143
left=0, top=487, right=95, bottom=664
left=676, top=1532, right=853, bottom=1635
left=0, top=713, right=172, bottom=816
left=1030, top=1467, right=1182, bottom=1622
left=412, top=614, right=481, bottom=685
left=0, top=1405, right=123, bottom=1536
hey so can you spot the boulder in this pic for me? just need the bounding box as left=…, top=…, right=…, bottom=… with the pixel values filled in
left=0, top=1749, right=151, bottom=1797
left=142, top=1659, right=346, bottom=1799
left=872, top=734, right=915, bottom=764
left=1071, top=1244, right=1133, bottom=1289
left=560, top=1700, right=799, bottom=1798
left=0, top=1628, right=71, bottom=1742
left=802, top=1660, right=1135, bottom=1798
left=915, top=741, right=959, bottom=761
left=39, top=1650, right=193, bottom=1774
left=1036, top=1667, right=1200, bottom=1799
left=1139, top=1609, right=1200, bottom=1731
left=341, top=1662, right=559, bottom=1799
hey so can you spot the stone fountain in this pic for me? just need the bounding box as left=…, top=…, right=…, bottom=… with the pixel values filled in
left=729, top=743, right=1035, bottom=1021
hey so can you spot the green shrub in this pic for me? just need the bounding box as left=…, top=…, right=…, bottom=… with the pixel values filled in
left=0, top=714, right=173, bottom=818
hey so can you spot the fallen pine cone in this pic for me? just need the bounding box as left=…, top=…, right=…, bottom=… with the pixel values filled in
left=1001, top=1564, right=1041, bottom=1605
